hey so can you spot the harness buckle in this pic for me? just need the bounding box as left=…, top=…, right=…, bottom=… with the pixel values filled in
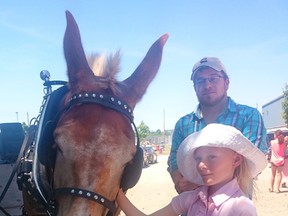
left=17, top=159, right=33, bottom=190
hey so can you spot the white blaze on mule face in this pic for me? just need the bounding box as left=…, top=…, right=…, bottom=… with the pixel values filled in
left=51, top=11, right=168, bottom=216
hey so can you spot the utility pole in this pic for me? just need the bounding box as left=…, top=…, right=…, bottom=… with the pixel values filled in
left=27, top=112, right=30, bottom=126
left=163, top=108, right=165, bottom=145
left=15, top=112, right=19, bottom=122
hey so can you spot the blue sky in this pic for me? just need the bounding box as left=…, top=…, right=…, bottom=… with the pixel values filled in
left=1, top=1, right=288, bottom=131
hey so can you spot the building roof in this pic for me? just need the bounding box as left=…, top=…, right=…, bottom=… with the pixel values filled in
left=262, top=94, right=284, bottom=108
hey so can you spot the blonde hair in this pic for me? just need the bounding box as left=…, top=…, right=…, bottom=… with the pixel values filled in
left=234, top=158, right=255, bottom=199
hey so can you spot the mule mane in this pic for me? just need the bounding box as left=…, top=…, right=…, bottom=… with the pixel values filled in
left=86, top=51, right=121, bottom=94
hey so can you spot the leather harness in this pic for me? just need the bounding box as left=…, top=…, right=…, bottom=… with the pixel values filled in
left=13, top=80, right=143, bottom=216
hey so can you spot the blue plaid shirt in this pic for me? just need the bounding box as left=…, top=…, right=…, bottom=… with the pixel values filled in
left=167, top=97, right=268, bottom=174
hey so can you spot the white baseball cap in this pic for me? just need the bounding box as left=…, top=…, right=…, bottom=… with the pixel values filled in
left=177, top=123, right=267, bottom=185
left=191, top=57, right=228, bottom=80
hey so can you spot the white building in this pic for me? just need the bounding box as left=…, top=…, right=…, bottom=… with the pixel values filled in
left=262, top=95, right=286, bottom=129
left=262, top=95, right=288, bottom=140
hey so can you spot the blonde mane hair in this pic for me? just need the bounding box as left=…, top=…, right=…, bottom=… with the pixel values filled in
left=86, top=51, right=122, bottom=94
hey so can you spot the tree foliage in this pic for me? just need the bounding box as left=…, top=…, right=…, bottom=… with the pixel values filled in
left=282, top=84, right=288, bottom=127
left=137, top=121, right=150, bottom=142
left=150, top=129, right=162, bottom=136
left=136, top=121, right=172, bottom=144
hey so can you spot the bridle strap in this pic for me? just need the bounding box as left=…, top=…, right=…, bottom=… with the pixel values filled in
left=66, top=92, right=140, bottom=148
left=67, top=92, right=134, bottom=123
left=52, top=188, right=116, bottom=214
left=47, top=92, right=140, bottom=215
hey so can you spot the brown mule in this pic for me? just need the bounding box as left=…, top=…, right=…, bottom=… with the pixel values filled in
left=22, top=11, right=168, bottom=216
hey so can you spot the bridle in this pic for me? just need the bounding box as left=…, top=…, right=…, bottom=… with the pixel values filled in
left=14, top=71, right=142, bottom=216
left=46, top=91, right=140, bottom=215
left=51, top=188, right=116, bottom=215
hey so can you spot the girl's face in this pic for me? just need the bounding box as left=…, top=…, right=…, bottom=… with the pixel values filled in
left=194, top=146, right=243, bottom=194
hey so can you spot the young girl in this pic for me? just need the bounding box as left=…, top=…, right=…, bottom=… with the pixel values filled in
left=117, top=123, right=267, bottom=216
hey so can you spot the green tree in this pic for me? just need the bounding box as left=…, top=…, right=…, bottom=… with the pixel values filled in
left=150, top=129, right=162, bottom=136
left=282, top=84, right=288, bottom=127
left=137, top=121, right=150, bottom=142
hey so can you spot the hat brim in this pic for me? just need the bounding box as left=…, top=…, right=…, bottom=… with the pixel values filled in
left=176, top=124, right=267, bottom=185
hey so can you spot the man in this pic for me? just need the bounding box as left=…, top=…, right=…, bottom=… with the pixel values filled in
left=167, top=57, right=268, bottom=194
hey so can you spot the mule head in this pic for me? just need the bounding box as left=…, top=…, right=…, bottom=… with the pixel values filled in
left=52, top=11, right=168, bottom=215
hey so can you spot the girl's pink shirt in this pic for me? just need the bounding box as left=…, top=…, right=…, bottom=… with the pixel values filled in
left=171, top=178, right=257, bottom=216
left=270, top=139, right=285, bottom=166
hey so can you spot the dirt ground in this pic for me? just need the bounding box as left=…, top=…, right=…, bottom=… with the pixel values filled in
left=123, top=155, right=288, bottom=216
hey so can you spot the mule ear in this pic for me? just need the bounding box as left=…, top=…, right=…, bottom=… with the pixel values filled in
left=64, top=11, right=95, bottom=92
left=120, top=34, right=169, bottom=108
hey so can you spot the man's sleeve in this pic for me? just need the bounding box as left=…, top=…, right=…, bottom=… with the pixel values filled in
left=167, top=122, right=182, bottom=174
left=242, top=108, right=269, bottom=154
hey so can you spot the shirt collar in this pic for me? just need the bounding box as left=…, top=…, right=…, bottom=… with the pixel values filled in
left=210, top=178, right=243, bottom=207
left=193, top=96, right=237, bottom=120
left=226, top=97, right=237, bottom=113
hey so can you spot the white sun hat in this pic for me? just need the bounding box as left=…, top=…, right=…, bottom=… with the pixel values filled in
left=177, top=123, right=267, bottom=185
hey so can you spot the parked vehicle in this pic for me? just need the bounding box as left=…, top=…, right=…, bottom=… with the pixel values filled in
left=267, top=127, right=288, bottom=141
left=0, top=122, right=25, bottom=164
left=0, top=122, right=25, bottom=215
left=142, top=148, right=149, bottom=168
left=143, top=146, right=157, bottom=164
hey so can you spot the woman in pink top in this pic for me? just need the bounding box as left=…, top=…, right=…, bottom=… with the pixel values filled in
left=281, top=136, right=288, bottom=188
left=269, top=130, right=285, bottom=192
left=116, top=124, right=267, bottom=216
left=282, top=136, right=288, bottom=188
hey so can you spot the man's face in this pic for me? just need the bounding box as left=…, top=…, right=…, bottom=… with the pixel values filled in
left=193, top=67, right=229, bottom=106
